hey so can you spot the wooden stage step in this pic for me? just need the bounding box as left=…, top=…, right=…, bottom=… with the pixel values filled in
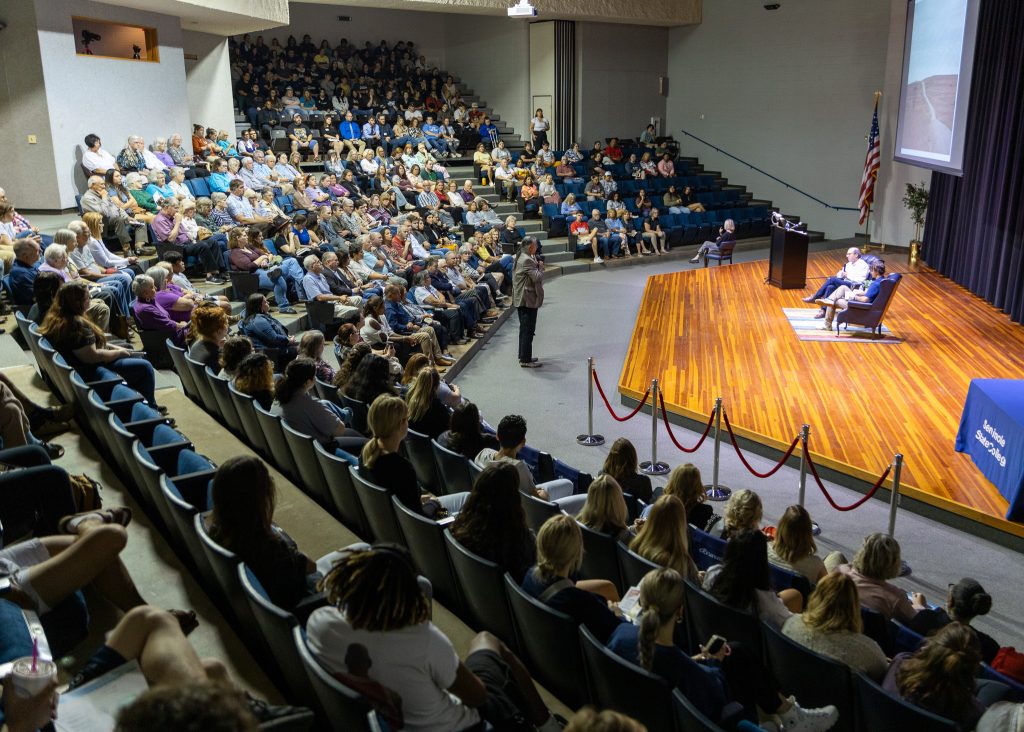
left=617, top=249, right=1024, bottom=541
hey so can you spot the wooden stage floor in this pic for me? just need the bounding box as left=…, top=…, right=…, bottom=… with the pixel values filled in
left=618, top=249, right=1024, bottom=538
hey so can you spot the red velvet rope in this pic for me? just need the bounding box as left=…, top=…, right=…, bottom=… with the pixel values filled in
left=658, top=392, right=716, bottom=453
left=592, top=369, right=650, bottom=422
left=805, top=449, right=892, bottom=512
left=722, top=409, right=801, bottom=479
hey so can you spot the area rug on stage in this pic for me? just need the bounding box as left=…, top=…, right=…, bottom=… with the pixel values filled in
left=782, top=308, right=904, bottom=343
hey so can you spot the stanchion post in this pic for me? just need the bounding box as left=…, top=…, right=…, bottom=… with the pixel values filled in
left=889, top=453, right=912, bottom=576
left=797, top=424, right=810, bottom=507
left=888, top=453, right=903, bottom=537
left=576, top=356, right=605, bottom=446
left=704, top=397, right=732, bottom=501
left=639, top=378, right=669, bottom=475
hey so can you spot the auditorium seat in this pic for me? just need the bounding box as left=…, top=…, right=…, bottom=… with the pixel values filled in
left=254, top=403, right=301, bottom=483
left=167, top=339, right=202, bottom=404
left=239, top=566, right=322, bottom=710
left=762, top=621, right=855, bottom=732
left=227, top=381, right=272, bottom=459
left=391, top=496, right=463, bottom=613
left=280, top=420, right=332, bottom=509
left=194, top=513, right=265, bottom=649
left=520, top=490, right=561, bottom=534
left=683, top=579, right=763, bottom=662
left=431, top=439, right=474, bottom=496
left=205, top=366, right=244, bottom=437
left=443, top=530, right=518, bottom=650
left=853, top=671, right=956, bottom=731
left=184, top=354, right=221, bottom=419
left=578, top=523, right=625, bottom=595
left=505, top=574, right=587, bottom=709
left=616, top=542, right=662, bottom=590
left=579, top=625, right=675, bottom=732
left=293, top=626, right=376, bottom=732
left=689, top=525, right=726, bottom=571
left=312, top=441, right=369, bottom=537
left=160, top=475, right=213, bottom=583
left=671, top=688, right=727, bottom=732
left=404, top=427, right=442, bottom=494
left=349, top=466, right=405, bottom=545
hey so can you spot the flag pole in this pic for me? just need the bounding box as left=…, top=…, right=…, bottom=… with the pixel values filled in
left=863, top=91, right=882, bottom=253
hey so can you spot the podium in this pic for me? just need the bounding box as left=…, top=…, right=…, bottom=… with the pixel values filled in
left=768, top=224, right=809, bottom=289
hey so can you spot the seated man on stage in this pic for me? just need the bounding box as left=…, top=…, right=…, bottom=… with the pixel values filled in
left=802, top=247, right=870, bottom=318
left=689, top=219, right=736, bottom=263
left=818, top=259, right=886, bottom=330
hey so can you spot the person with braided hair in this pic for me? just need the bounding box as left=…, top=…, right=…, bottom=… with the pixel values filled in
left=607, top=568, right=840, bottom=730
left=305, top=544, right=565, bottom=732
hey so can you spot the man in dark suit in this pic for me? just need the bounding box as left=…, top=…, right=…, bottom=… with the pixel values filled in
left=690, top=219, right=736, bottom=263
left=512, top=236, right=544, bottom=368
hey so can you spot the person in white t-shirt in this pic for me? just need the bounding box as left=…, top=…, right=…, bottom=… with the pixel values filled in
left=306, top=545, right=564, bottom=732
left=82, top=133, right=118, bottom=175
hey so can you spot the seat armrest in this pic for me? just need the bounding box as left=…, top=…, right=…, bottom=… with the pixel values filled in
left=105, top=396, right=145, bottom=422
left=172, top=469, right=218, bottom=509
left=85, top=376, right=125, bottom=400
left=123, top=417, right=172, bottom=442
left=846, top=300, right=873, bottom=310
left=145, top=441, right=193, bottom=474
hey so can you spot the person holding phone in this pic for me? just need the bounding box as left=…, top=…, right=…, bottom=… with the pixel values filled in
left=607, top=568, right=839, bottom=730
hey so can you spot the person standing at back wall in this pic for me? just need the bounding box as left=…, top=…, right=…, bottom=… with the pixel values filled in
left=513, top=236, right=544, bottom=368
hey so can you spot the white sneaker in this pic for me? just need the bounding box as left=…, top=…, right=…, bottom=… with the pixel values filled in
left=593, top=256, right=604, bottom=263
left=777, top=697, right=838, bottom=732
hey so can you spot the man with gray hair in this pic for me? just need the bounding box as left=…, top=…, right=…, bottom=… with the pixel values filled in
left=80, top=175, right=145, bottom=251
left=301, top=254, right=362, bottom=319
left=800, top=245, right=871, bottom=318
left=238, top=156, right=269, bottom=193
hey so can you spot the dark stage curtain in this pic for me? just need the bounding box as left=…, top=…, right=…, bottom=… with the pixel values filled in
left=924, top=0, right=1024, bottom=323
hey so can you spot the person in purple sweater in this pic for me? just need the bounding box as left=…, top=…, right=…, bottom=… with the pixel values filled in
left=131, top=273, right=188, bottom=347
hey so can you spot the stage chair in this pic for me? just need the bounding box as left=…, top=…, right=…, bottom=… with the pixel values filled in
left=703, top=239, right=735, bottom=267
left=835, top=274, right=903, bottom=335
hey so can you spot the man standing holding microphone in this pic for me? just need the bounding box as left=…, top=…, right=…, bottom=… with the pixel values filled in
left=513, top=236, right=544, bottom=368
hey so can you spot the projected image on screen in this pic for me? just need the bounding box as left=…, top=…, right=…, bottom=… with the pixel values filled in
left=902, top=0, right=965, bottom=157
left=895, top=0, right=980, bottom=176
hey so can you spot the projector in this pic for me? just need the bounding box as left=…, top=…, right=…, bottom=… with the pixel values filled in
left=507, top=0, right=537, bottom=18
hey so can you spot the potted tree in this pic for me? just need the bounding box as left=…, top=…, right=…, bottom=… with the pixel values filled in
left=902, top=182, right=928, bottom=265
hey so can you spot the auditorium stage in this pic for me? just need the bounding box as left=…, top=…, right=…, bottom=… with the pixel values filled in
left=617, top=248, right=1024, bottom=541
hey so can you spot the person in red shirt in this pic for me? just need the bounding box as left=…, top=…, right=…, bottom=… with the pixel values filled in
left=570, top=211, right=603, bottom=263
left=603, top=137, right=624, bottom=163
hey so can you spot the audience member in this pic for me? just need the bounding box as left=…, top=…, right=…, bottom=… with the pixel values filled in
left=630, top=495, right=699, bottom=582
left=601, top=438, right=653, bottom=504
left=768, top=505, right=846, bottom=586
left=474, top=414, right=575, bottom=504
left=576, top=475, right=632, bottom=543
left=837, top=533, right=925, bottom=625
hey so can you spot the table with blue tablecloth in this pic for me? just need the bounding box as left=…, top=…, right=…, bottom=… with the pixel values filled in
left=955, top=379, right=1024, bottom=521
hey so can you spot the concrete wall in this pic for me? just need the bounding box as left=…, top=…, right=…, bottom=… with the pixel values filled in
left=34, top=0, right=192, bottom=209
left=666, top=0, right=891, bottom=239
left=444, top=16, right=531, bottom=138
left=529, top=21, right=556, bottom=143
left=576, top=22, right=668, bottom=145
left=0, top=0, right=60, bottom=209
left=183, top=30, right=237, bottom=136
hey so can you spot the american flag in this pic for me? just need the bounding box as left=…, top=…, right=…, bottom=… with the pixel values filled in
left=858, top=100, right=880, bottom=225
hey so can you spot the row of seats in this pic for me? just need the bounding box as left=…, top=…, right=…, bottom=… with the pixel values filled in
left=556, top=207, right=772, bottom=249
left=15, top=314, right=350, bottom=728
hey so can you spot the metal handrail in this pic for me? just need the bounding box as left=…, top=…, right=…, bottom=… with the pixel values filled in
left=679, top=129, right=860, bottom=212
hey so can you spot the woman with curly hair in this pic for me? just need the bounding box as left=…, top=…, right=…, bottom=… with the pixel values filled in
left=233, top=353, right=275, bottom=410
left=706, top=488, right=762, bottom=540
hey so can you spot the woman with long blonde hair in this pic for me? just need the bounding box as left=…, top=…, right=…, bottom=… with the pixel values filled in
left=360, top=394, right=467, bottom=518
left=404, top=366, right=449, bottom=439
left=576, top=475, right=630, bottom=541
left=630, top=495, right=699, bottom=581
left=782, top=571, right=887, bottom=680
